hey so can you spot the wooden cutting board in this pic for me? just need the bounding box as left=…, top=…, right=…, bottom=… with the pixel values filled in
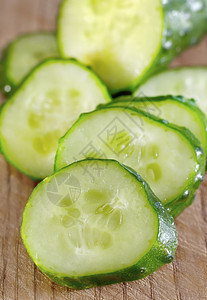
left=0, top=1, right=207, bottom=299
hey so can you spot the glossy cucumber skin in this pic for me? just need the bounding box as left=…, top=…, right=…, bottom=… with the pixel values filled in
left=0, top=49, right=15, bottom=96
left=21, top=159, right=177, bottom=290
left=55, top=106, right=206, bottom=218
left=168, top=193, right=196, bottom=218
left=137, top=0, right=207, bottom=87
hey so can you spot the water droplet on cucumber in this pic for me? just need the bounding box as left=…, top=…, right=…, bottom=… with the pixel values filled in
left=140, top=267, right=146, bottom=273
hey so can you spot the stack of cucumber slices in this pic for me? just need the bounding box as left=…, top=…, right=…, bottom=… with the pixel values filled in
left=1, top=0, right=207, bottom=290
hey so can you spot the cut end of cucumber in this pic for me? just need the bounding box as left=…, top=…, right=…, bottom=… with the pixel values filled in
left=55, top=107, right=203, bottom=210
left=135, top=68, right=207, bottom=118
left=58, top=0, right=163, bottom=92
left=0, top=59, right=111, bottom=179
left=21, top=160, right=159, bottom=280
left=106, top=95, right=207, bottom=155
left=5, top=32, right=59, bottom=86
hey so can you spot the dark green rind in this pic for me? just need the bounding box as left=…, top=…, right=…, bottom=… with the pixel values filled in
left=0, top=101, right=8, bottom=154
left=136, top=0, right=207, bottom=89
left=55, top=107, right=206, bottom=218
left=0, top=32, right=59, bottom=96
left=21, top=159, right=177, bottom=290
left=168, top=193, right=196, bottom=219
left=0, top=48, right=15, bottom=97
left=100, top=95, right=207, bottom=156
left=0, top=58, right=112, bottom=181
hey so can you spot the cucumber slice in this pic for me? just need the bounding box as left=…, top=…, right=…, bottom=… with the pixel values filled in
left=0, top=32, right=59, bottom=95
left=0, top=59, right=111, bottom=180
left=55, top=107, right=205, bottom=217
left=57, top=0, right=207, bottom=93
left=21, top=159, right=177, bottom=289
left=134, top=67, right=207, bottom=118
left=104, top=95, right=207, bottom=156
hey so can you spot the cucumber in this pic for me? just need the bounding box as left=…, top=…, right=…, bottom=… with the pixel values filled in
left=21, top=159, right=177, bottom=289
left=0, top=32, right=59, bottom=95
left=134, top=67, right=207, bottom=118
left=0, top=59, right=111, bottom=180
left=55, top=107, right=205, bottom=217
left=104, top=95, right=207, bottom=156
left=57, top=0, right=207, bottom=93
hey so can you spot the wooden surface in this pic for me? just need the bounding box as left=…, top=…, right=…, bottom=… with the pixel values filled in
left=0, top=1, right=207, bottom=299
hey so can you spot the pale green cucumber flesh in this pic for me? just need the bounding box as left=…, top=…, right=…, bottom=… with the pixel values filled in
left=21, top=159, right=177, bottom=289
left=58, top=0, right=207, bottom=92
left=1, top=32, right=59, bottom=89
left=0, top=59, right=111, bottom=179
left=55, top=107, right=205, bottom=214
left=135, top=68, right=207, bottom=118
left=58, top=0, right=163, bottom=92
left=107, top=96, right=207, bottom=155
left=0, top=33, right=59, bottom=95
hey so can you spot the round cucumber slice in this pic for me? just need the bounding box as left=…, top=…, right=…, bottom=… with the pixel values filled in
left=21, top=159, right=177, bottom=289
left=0, top=59, right=111, bottom=180
left=105, top=95, right=207, bottom=156
left=57, top=0, right=207, bottom=93
left=55, top=107, right=205, bottom=217
left=0, top=32, right=59, bottom=95
left=58, top=0, right=163, bottom=93
left=134, top=67, right=207, bottom=118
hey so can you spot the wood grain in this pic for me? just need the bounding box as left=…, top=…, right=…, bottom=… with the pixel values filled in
left=0, top=1, right=207, bottom=299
